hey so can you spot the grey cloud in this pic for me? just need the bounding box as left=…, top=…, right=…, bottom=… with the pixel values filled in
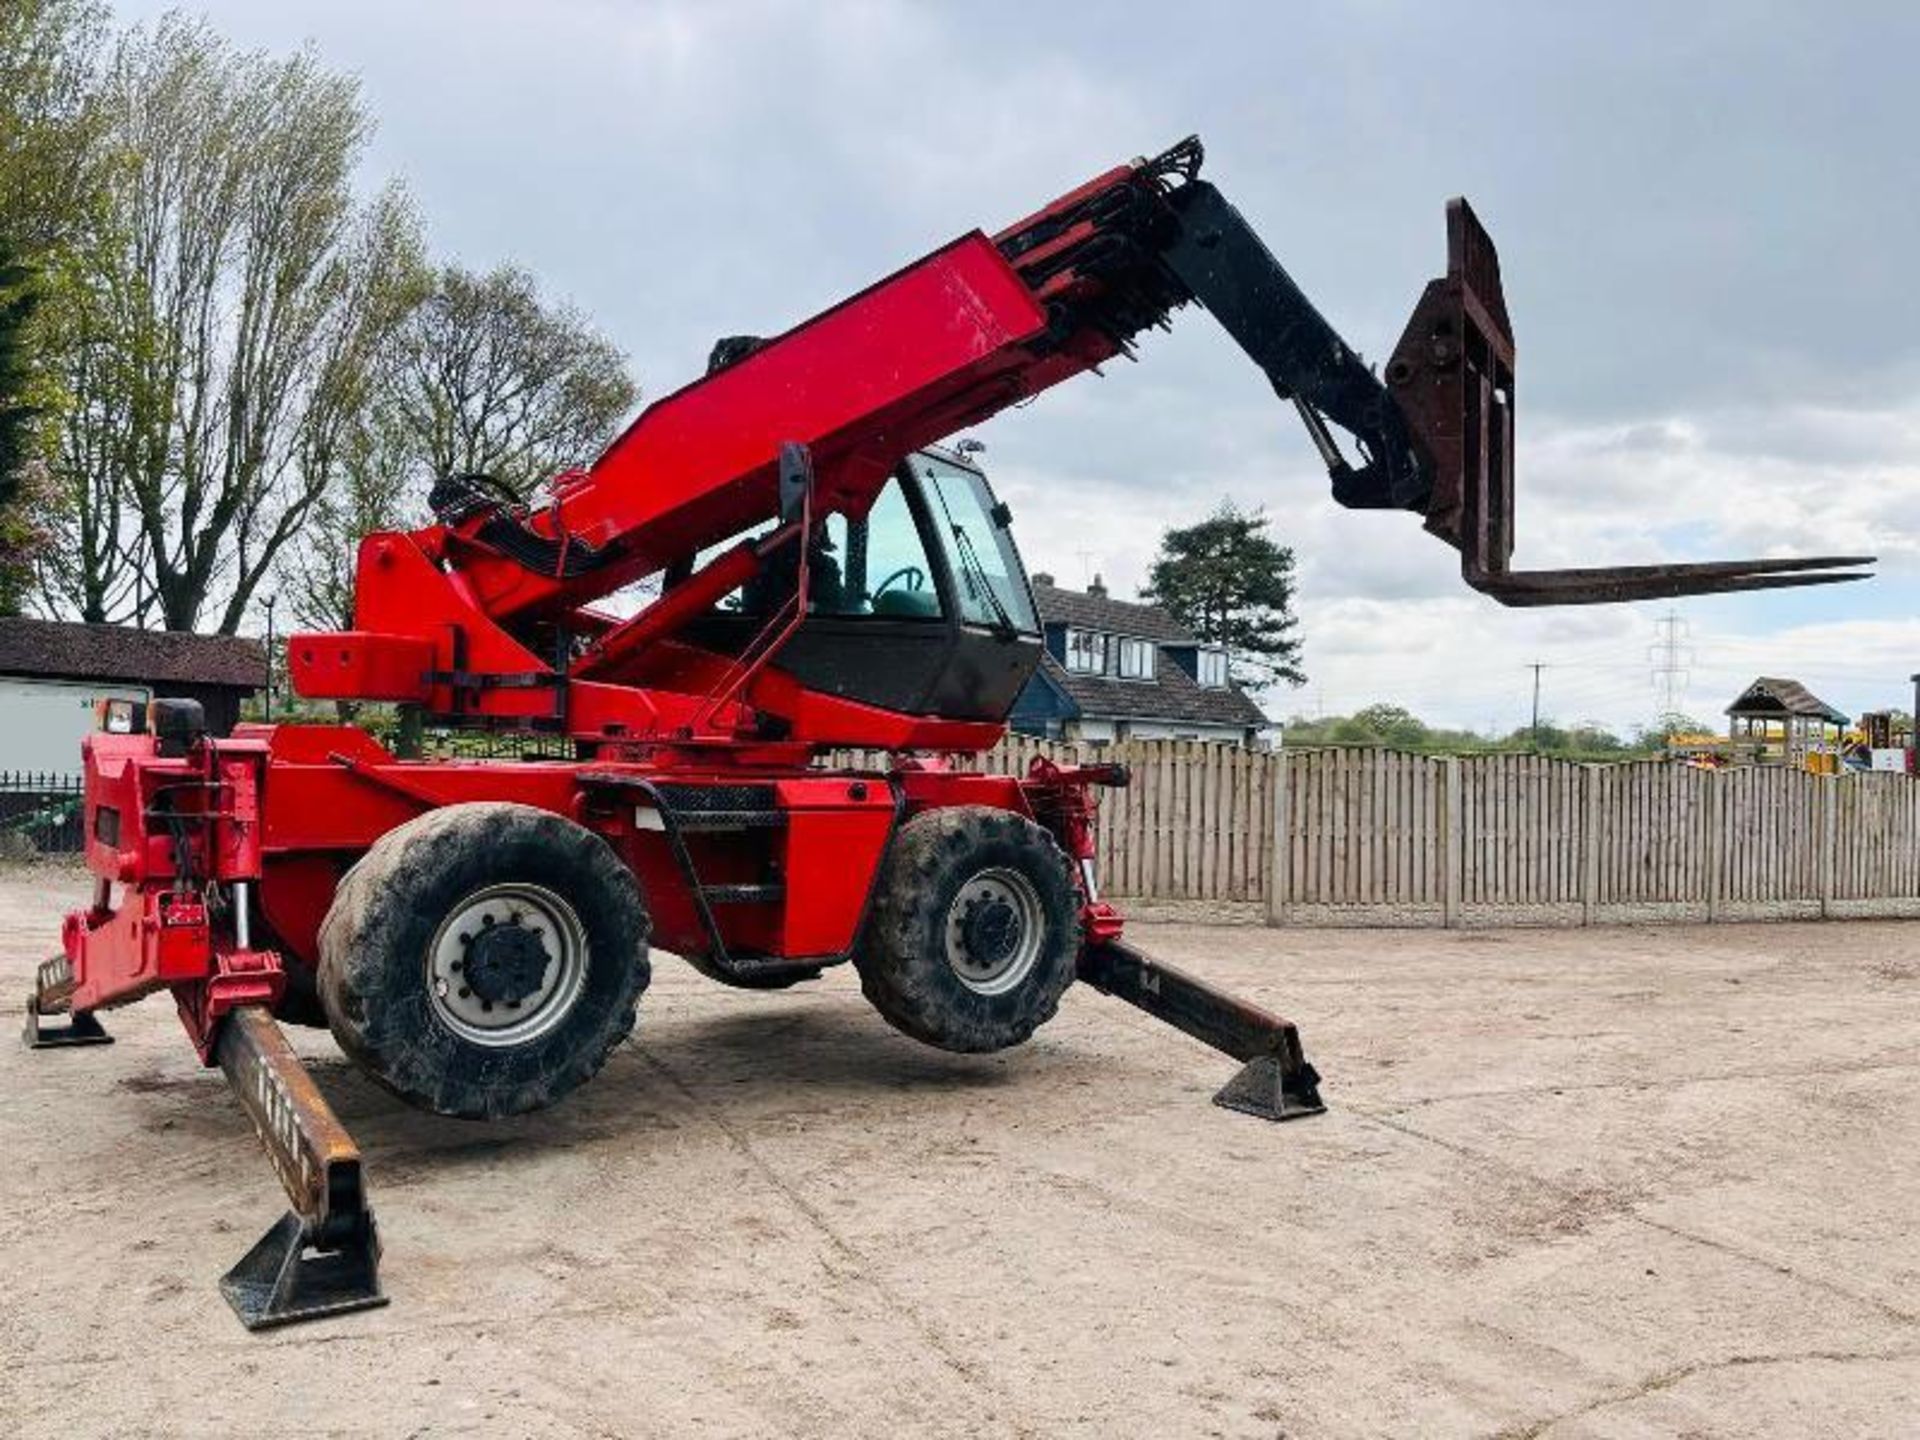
left=107, top=0, right=1918, bottom=731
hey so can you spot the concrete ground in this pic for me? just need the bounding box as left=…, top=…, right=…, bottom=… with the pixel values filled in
left=0, top=862, right=1915, bottom=1439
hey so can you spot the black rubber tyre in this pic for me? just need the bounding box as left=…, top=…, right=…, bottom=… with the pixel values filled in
left=317, top=802, right=650, bottom=1119
left=247, top=898, right=327, bottom=1028
left=272, top=958, right=329, bottom=1029
left=854, top=805, right=1081, bottom=1053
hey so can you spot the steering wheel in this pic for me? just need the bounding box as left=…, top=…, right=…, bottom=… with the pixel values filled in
left=870, top=565, right=926, bottom=601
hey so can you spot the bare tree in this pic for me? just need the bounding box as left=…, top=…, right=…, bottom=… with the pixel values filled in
left=285, top=402, right=417, bottom=633
left=284, top=263, right=637, bottom=630
left=0, top=0, right=103, bottom=612
left=388, top=263, right=637, bottom=496
left=36, top=17, right=424, bottom=632
left=33, top=285, right=144, bottom=621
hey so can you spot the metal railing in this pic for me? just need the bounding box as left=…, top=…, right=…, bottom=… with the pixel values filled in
left=0, top=772, right=86, bottom=856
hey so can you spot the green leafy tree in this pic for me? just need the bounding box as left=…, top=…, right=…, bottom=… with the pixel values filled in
left=0, top=0, right=104, bottom=256
left=0, top=0, right=103, bottom=612
left=36, top=17, right=425, bottom=632
left=1347, top=703, right=1428, bottom=748
left=1285, top=705, right=1646, bottom=758
left=1141, top=501, right=1303, bottom=689
left=0, top=246, right=40, bottom=501
left=0, top=243, right=44, bottom=611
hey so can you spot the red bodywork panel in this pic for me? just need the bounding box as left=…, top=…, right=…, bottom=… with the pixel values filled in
left=456, top=233, right=1054, bottom=621
left=64, top=720, right=1092, bottom=1058
left=286, top=150, right=1177, bottom=747
left=60, top=731, right=287, bottom=1055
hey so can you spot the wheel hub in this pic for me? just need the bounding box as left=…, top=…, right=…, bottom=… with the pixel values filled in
left=960, top=897, right=1022, bottom=967
left=462, top=920, right=551, bottom=1006
left=425, top=882, right=590, bottom=1048
left=943, top=867, right=1046, bottom=996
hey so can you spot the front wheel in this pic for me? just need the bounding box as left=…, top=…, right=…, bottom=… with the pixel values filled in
left=317, top=802, right=650, bottom=1119
left=854, top=806, right=1081, bottom=1053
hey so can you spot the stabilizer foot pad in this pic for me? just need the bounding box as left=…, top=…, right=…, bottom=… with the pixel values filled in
left=24, top=999, right=112, bottom=1049
left=1213, top=1054, right=1325, bottom=1122
left=220, top=1209, right=388, bottom=1331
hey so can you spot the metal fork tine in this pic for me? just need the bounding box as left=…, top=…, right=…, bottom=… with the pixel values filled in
left=1474, top=566, right=1872, bottom=608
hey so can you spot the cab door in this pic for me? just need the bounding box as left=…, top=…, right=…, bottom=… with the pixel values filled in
left=678, top=454, right=1042, bottom=723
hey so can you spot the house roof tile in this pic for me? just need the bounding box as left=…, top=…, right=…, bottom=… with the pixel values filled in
left=1030, top=582, right=1194, bottom=643
left=1038, top=652, right=1268, bottom=729
left=0, top=618, right=266, bottom=689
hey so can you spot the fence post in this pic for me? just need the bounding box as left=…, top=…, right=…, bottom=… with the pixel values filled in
left=1705, top=769, right=1725, bottom=923
left=1441, top=755, right=1461, bottom=928
left=1265, top=751, right=1290, bottom=927
left=1580, top=764, right=1599, bottom=926
left=1818, top=775, right=1836, bottom=918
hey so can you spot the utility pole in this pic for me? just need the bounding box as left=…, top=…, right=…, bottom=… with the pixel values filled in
left=1528, top=661, right=1547, bottom=750
left=263, top=593, right=277, bottom=721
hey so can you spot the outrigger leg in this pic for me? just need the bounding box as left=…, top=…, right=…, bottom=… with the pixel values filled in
left=1077, top=940, right=1325, bottom=1121
left=212, top=1006, right=387, bottom=1329
left=23, top=955, right=112, bottom=1048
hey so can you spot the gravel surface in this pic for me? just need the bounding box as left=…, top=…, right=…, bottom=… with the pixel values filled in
left=1, top=860, right=1915, bottom=1438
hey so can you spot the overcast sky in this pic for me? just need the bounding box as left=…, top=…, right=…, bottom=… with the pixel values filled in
left=119, top=0, right=1920, bottom=734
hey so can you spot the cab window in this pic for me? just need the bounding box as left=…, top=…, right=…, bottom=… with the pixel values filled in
left=814, top=478, right=941, bottom=619
left=915, top=456, right=1039, bottom=632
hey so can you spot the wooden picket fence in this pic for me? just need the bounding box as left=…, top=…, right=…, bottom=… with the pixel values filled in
left=831, top=740, right=1920, bottom=926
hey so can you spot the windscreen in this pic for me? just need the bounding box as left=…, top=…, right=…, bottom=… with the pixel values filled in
left=913, top=456, right=1040, bottom=634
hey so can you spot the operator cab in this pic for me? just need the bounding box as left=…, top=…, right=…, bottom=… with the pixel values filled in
left=682, top=445, right=1044, bottom=723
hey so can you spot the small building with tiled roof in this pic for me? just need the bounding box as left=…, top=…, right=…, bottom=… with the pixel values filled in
left=1725, top=675, right=1848, bottom=769
left=0, top=617, right=265, bottom=777
left=1010, top=575, right=1269, bottom=747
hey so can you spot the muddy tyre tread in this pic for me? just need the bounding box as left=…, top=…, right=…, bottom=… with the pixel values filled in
left=317, top=802, right=649, bottom=1119
left=853, top=806, right=1080, bottom=1053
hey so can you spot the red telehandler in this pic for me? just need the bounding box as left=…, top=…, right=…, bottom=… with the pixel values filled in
left=28, top=138, right=1868, bottom=1328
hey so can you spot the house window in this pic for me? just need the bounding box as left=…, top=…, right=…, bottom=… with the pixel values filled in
left=1116, top=637, right=1155, bottom=680
left=1065, top=628, right=1108, bottom=674
left=1197, top=648, right=1230, bottom=688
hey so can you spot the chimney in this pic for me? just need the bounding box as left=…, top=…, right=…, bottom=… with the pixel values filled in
left=1031, top=571, right=1055, bottom=587
left=1087, top=573, right=1108, bottom=599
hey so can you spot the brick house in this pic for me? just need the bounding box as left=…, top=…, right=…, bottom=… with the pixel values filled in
left=1009, top=575, right=1269, bottom=747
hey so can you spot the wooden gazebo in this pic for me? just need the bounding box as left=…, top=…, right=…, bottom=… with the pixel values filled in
left=1725, top=676, right=1848, bottom=770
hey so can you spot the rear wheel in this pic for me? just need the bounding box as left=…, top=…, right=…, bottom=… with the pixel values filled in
left=317, top=802, right=650, bottom=1119
left=854, top=806, right=1080, bottom=1053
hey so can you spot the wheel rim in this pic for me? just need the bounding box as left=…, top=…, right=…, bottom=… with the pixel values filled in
left=425, top=881, right=589, bottom=1048
left=944, top=867, right=1046, bottom=996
